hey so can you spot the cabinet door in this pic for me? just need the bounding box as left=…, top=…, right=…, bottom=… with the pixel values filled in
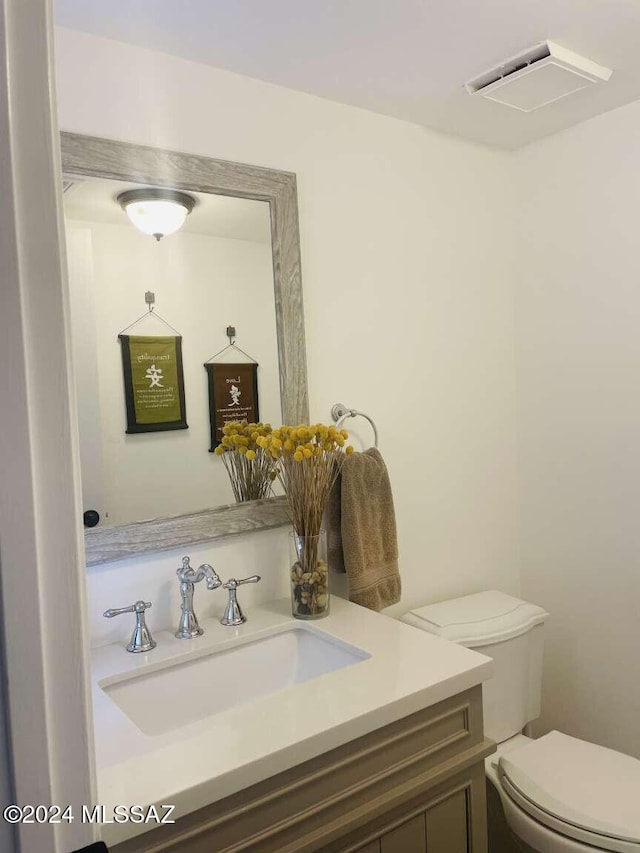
left=355, top=843, right=381, bottom=853
left=380, top=814, right=427, bottom=853
left=425, top=789, right=468, bottom=853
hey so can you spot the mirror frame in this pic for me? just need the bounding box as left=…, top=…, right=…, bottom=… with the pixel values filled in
left=60, top=132, right=308, bottom=566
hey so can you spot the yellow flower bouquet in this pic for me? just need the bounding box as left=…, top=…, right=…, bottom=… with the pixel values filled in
left=213, top=421, right=277, bottom=503
left=257, top=423, right=353, bottom=618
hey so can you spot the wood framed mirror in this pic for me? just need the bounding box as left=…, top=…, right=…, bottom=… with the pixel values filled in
left=60, top=133, right=308, bottom=566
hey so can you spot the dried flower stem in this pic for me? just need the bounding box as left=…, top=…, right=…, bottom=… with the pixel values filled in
left=257, top=423, right=353, bottom=578
left=278, top=450, right=341, bottom=538
left=214, top=421, right=277, bottom=503
left=220, top=447, right=275, bottom=502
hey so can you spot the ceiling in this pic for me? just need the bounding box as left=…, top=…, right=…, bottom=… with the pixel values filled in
left=63, top=177, right=272, bottom=244
left=54, top=0, right=640, bottom=149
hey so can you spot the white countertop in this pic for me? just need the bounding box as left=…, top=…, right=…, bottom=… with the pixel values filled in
left=91, top=596, right=493, bottom=846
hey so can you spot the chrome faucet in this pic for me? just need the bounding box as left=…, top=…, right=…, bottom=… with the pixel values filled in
left=220, top=575, right=261, bottom=626
left=103, top=600, right=156, bottom=653
left=175, top=556, right=222, bottom=639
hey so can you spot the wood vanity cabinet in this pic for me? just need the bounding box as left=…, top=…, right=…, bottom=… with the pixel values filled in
left=111, top=685, right=494, bottom=853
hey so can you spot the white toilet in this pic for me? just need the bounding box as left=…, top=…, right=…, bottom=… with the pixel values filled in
left=402, top=591, right=640, bottom=853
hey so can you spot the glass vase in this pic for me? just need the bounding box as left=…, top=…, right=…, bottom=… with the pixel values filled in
left=289, top=530, right=329, bottom=619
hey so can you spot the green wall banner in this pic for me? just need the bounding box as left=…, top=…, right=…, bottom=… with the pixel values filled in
left=119, top=334, right=188, bottom=433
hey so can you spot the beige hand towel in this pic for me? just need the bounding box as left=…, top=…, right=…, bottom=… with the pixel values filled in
left=325, top=448, right=401, bottom=611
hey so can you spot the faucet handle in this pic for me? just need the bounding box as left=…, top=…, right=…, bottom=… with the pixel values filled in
left=220, top=576, right=261, bottom=626
left=103, top=600, right=152, bottom=618
left=222, top=575, right=261, bottom=590
left=103, top=600, right=156, bottom=653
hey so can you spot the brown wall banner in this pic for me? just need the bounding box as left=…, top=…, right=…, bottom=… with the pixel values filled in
left=205, top=362, right=259, bottom=450
left=119, top=334, right=188, bottom=433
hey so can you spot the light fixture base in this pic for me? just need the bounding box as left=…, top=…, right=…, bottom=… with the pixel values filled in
left=116, top=187, right=196, bottom=212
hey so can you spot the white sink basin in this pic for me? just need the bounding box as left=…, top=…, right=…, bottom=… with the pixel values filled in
left=101, top=626, right=369, bottom=735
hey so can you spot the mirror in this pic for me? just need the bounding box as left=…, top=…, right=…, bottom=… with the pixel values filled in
left=64, top=179, right=282, bottom=523
left=60, top=133, right=308, bottom=566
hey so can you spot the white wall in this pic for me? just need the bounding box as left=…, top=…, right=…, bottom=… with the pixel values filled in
left=65, top=218, right=279, bottom=526
left=88, top=527, right=291, bottom=647
left=55, top=27, right=520, bottom=644
left=516, top=101, right=640, bottom=758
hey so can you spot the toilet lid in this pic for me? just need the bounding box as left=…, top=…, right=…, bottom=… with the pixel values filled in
left=500, top=731, right=640, bottom=850
left=402, top=590, right=548, bottom=647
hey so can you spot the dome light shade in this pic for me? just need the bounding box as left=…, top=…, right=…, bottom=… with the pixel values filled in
left=117, top=188, right=196, bottom=241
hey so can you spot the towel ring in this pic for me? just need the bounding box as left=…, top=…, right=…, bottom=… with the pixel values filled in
left=331, top=403, right=379, bottom=448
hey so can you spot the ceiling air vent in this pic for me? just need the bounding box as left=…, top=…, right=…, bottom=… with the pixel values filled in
left=465, top=41, right=612, bottom=112
left=62, top=176, right=85, bottom=196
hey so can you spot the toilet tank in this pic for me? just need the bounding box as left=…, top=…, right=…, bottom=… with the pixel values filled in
left=402, top=591, right=549, bottom=744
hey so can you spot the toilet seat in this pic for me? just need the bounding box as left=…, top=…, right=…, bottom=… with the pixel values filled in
left=499, top=731, right=640, bottom=853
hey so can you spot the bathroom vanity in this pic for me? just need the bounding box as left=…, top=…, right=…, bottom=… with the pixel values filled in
left=92, top=597, right=494, bottom=852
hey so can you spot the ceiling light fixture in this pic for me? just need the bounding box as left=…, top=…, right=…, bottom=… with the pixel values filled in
left=117, top=188, right=196, bottom=241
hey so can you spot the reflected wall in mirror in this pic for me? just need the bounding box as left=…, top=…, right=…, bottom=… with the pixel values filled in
left=65, top=179, right=281, bottom=526
left=60, top=133, right=308, bottom=565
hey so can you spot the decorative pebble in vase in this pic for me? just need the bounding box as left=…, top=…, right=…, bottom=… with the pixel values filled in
left=290, top=530, right=329, bottom=619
